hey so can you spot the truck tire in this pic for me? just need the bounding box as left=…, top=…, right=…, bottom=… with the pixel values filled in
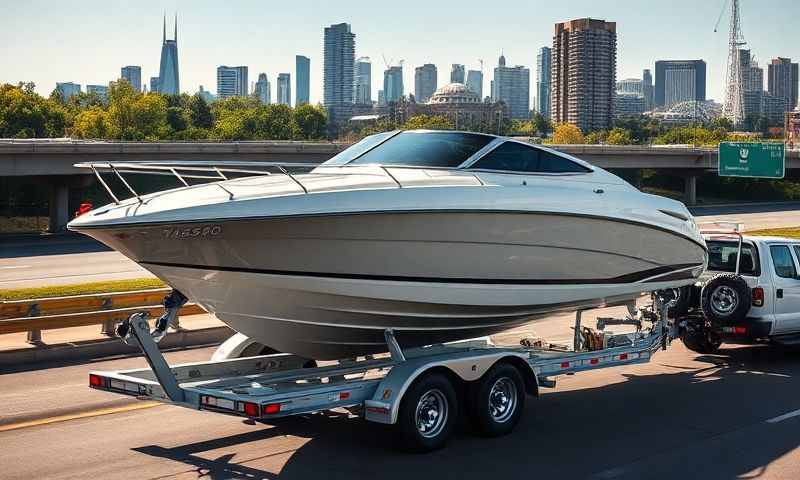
left=469, top=363, right=525, bottom=437
left=397, top=372, right=458, bottom=452
left=681, top=322, right=722, bottom=354
left=701, top=274, right=750, bottom=325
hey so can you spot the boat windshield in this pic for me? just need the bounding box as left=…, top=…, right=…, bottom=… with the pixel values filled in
left=345, top=131, right=494, bottom=168
left=707, top=240, right=760, bottom=276
left=323, top=131, right=397, bottom=166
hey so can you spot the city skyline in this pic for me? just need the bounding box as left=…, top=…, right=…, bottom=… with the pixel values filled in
left=2, top=0, right=799, bottom=107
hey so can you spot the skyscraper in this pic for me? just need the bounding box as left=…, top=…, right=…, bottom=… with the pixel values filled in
left=642, top=69, right=654, bottom=111
left=383, top=66, right=403, bottom=103
left=254, top=73, right=271, bottom=104
left=616, top=78, right=643, bottom=95
left=323, top=23, right=355, bottom=121
left=149, top=77, right=160, bottom=94
left=295, top=55, right=310, bottom=105
left=768, top=57, right=799, bottom=112
left=492, top=54, right=530, bottom=120
left=121, top=66, right=142, bottom=92
left=55, top=82, right=81, bottom=101
left=216, top=66, right=248, bottom=98
left=654, top=60, right=706, bottom=107
left=552, top=18, right=616, bottom=132
left=157, top=14, right=179, bottom=94
left=86, top=84, right=109, bottom=102
left=450, top=64, right=465, bottom=84
left=277, top=73, right=291, bottom=105
left=466, top=70, right=483, bottom=98
left=415, top=63, right=437, bottom=103
left=536, top=46, right=551, bottom=118
left=354, top=57, right=372, bottom=105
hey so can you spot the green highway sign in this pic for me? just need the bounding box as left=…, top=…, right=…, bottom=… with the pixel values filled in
left=719, top=142, right=785, bottom=179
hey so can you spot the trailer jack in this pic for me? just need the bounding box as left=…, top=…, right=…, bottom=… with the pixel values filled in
left=116, top=290, right=187, bottom=343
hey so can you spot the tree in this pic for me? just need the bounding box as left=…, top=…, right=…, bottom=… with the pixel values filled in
left=509, top=119, right=536, bottom=136
left=606, top=127, right=634, bottom=145
left=257, top=104, right=296, bottom=139
left=72, top=107, right=109, bottom=138
left=293, top=104, right=327, bottom=139
left=166, top=106, right=188, bottom=133
left=105, top=82, right=168, bottom=140
left=0, top=82, right=66, bottom=138
left=585, top=130, right=607, bottom=145
left=709, top=116, right=734, bottom=131
left=402, top=114, right=455, bottom=131
left=532, top=112, right=552, bottom=136
left=552, top=123, right=585, bottom=144
left=189, top=94, right=213, bottom=129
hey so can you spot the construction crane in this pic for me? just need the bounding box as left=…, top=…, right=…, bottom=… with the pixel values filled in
left=478, top=59, right=484, bottom=73
left=713, top=0, right=730, bottom=32
left=717, top=0, right=745, bottom=126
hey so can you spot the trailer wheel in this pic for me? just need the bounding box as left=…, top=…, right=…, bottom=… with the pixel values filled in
left=470, top=363, right=525, bottom=437
left=397, top=372, right=458, bottom=452
left=681, top=322, right=722, bottom=354
left=701, top=274, right=750, bottom=324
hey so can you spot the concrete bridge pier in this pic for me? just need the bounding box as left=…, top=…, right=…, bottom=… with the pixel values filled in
left=46, top=175, right=93, bottom=233
left=683, top=175, right=698, bottom=206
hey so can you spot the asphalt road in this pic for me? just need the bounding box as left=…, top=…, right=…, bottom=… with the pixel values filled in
left=2, top=311, right=800, bottom=480
left=2, top=202, right=800, bottom=290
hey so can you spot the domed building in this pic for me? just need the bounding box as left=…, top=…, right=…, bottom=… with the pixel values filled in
left=398, top=82, right=508, bottom=131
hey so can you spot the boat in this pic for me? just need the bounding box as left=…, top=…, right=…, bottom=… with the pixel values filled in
left=68, top=130, right=708, bottom=359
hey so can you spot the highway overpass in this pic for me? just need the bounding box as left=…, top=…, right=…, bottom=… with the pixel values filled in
left=3, top=139, right=798, bottom=231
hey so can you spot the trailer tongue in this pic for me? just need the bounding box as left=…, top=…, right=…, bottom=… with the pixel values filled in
left=88, top=293, right=679, bottom=452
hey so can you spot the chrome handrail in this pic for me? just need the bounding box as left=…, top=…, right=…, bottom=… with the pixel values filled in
left=74, top=161, right=485, bottom=206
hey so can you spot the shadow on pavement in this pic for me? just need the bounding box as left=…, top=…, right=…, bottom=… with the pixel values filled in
left=0, top=234, right=110, bottom=259
left=132, top=345, right=800, bottom=480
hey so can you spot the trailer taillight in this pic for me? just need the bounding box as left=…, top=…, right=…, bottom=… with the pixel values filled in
left=242, top=402, right=260, bottom=417
left=89, top=374, right=104, bottom=387
left=263, top=403, right=281, bottom=415
left=752, top=287, right=765, bottom=307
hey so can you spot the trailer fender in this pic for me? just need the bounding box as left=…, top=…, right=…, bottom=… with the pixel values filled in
left=364, top=352, right=535, bottom=425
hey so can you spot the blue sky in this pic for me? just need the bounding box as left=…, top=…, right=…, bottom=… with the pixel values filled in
left=2, top=0, right=798, bottom=104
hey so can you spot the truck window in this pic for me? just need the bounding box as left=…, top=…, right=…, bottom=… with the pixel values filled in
left=706, top=241, right=759, bottom=276
left=770, top=245, right=798, bottom=279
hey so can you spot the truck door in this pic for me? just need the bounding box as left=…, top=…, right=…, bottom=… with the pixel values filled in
left=769, top=245, right=800, bottom=334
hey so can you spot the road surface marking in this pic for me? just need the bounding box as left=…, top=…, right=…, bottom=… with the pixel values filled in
left=766, top=408, right=800, bottom=424
left=0, top=401, right=160, bottom=433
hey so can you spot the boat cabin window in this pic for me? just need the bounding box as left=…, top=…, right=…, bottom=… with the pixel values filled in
left=707, top=240, right=759, bottom=276
left=468, top=142, right=590, bottom=174
left=347, top=131, right=494, bottom=168
left=323, top=131, right=396, bottom=166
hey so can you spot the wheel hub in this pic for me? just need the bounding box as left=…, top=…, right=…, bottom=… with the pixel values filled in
left=415, top=389, right=448, bottom=438
left=488, top=377, right=518, bottom=423
left=710, top=285, right=738, bottom=315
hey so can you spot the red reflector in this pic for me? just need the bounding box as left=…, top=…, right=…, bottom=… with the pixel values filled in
left=339, top=391, right=350, bottom=400
left=366, top=406, right=390, bottom=415
left=619, top=353, right=628, bottom=360
left=752, top=287, right=764, bottom=307
left=590, top=358, right=599, bottom=365
left=89, top=374, right=103, bottom=387
left=561, top=362, right=570, bottom=368
left=263, top=403, right=281, bottom=415
left=243, top=402, right=260, bottom=417
left=734, top=326, right=747, bottom=334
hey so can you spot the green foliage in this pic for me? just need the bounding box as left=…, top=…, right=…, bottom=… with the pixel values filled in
left=72, top=107, right=109, bottom=139
left=585, top=130, right=607, bottom=145
left=552, top=123, right=585, bottom=144
left=0, top=82, right=66, bottom=138
left=402, top=114, right=455, bottom=131
left=293, top=104, right=327, bottom=140
left=508, top=119, right=536, bottom=136
left=189, top=94, right=213, bottom=129
left=166, top=106, right=188, bottom=132
left=606, top=127, right=634, bottom=145
left=709, top=116, right=734, bottom=131
left=532, top=112, right=552, bottom=135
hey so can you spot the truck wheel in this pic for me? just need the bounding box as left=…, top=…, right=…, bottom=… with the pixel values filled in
left=469, top=363, right=525, bottom=437
left=671, top=286, right=693, bottom=317
left=681, top=325, right=722, bottom=354
left=701, top=274, right=750, bottom=324
left=397, top=372, right=458, bottom=452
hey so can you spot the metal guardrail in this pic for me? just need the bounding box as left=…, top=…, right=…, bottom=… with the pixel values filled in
left=0, top=288, right=204, bottom=343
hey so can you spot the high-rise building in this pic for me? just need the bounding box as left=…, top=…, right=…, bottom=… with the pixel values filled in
left=378, top=90, right=386, bottom=107
left=415, top=63, right=437, bottom=103
left=654, top=60, right=706, bottom=107
left=739, top=50, right=764, bottom=93
left=642, top=69, right=654, bottom=111
left=157, top=14, right=180, bottom=94
left=295, top=55, right=310, bottom=105
left=55, top=82, right=81, bottom=101
left=149, top=77, right=160, bottom=93
left=216, top=66, right=248, bottom=98
left=614, top=93, right=646, bottom=118
left=86, top=84, right=109, bottom=102
left=492, top=54, right=530, bottom=120
left=383, top=66, right=403, bottom=103
left=121, top=66, right=142, bottom=92
left=450, top=64, right=465, bottom=84
left=768, top=57, right=799, bottom=112
left=616, top=78, right=643, bottom=95
left=552, top=18, right=617, bottom=131
left=254, top=73, right=271, bottom=104
left=354, top=57, right=372, bottom=105
left=323, top=23, right=355, bottom=121
left=536, top=47, right=551, bottom=118
left=277, top=73, right=291, bottom=105
left=466, top=70, right=483, bottom=99
left=762, top=93, right=789, bottom=123
left=198, top=85, right=215, bottom=103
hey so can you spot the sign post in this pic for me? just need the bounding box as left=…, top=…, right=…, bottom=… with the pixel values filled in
left=718, top=142, right=785, bottom=179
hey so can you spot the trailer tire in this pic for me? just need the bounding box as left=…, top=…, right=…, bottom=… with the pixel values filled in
left=681, top=324, right=722, bottom=354
left=701, top=274, right=750, bottom=324
left=397, top=372, right=458, bottom=452
left=469, top=363, right=525, bottom=437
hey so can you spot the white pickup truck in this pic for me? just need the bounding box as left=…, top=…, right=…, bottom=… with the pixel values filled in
left=677, top=223, right=800, bottom=353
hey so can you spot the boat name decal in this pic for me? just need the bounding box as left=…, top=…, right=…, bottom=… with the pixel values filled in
left=162, top=225, right=222, bottom=239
